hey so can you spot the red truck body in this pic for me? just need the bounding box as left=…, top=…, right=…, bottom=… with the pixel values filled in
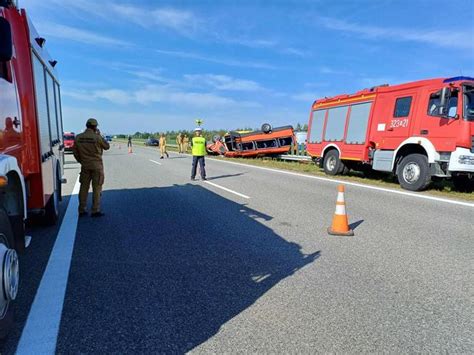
left=307, top=77, right=474, bottom=191
left=1, top=3, right=64, bottom=210
left=0, top=0, right=64, bottom=335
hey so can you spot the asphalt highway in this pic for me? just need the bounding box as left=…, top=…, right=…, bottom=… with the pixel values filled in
left=1, top=144, right=473, bottom=353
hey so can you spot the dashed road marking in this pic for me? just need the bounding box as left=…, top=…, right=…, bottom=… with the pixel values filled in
left=150, top=159, right=162, bottom=165
left=204, top=180, right=250, bottom=199
left=16, top=177, right=81, bottom=355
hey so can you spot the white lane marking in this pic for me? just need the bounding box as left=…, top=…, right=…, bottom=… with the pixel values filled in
left=16, top=177, right=81, bottom=355
left=204, top=180, right=250, bottom=199
left=206, top=158, right=474, bottom=208
left=149, top=159, right=162, bottom=165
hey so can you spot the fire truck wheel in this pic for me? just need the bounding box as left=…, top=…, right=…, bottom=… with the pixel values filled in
left=323, top=150, right=344, bottom=175
left=44, top=175, right=60, bottom=225
left=397, top=153, right=431, bottom=191
left=0, top=209, right=18, bottom=339
left=452, top=175, right=474, bottom=193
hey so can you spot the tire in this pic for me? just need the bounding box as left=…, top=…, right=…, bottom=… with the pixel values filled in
left=452, top=175, right=474, bottom=193
left=397, top=153, right=431, bottom=191
left=261, top=123, right=272, bottom=134
left=0, top=209, right=19, bottom=339
left=44, top=173, right=60, bottom=225
left=323, top=150, right=344, bottom=175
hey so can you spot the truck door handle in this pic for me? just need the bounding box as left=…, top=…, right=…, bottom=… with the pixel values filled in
left=420, top=129, right=429, bottom=135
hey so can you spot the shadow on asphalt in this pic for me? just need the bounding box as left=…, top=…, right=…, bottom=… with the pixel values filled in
left=207, top=172, right=245, bottom=181
left=57, top=184, right=319, bottom=353
left=349, top=219, right=364, bottom=230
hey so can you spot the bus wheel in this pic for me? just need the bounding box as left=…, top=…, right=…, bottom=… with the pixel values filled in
left=323, top=150, right=344, bottom=175
left=0, top=209, right=19, bottom=339
left=44, top=174, right=60, bottom=225
left=397, top=153, right=431, bottom=191
left=261, top=123, right=272, bottom=133
left=452, top=174, right=474, bottom=193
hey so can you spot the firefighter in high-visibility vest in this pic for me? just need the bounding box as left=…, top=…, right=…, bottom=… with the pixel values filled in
left=190, top=127, right=207, bottom=181
left=73, top=118, right=110, bottom=217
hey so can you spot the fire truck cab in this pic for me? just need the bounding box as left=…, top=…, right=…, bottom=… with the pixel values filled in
left=307, top=77, right=474, bottom=191
left=0, top=0, right=65, bottom=336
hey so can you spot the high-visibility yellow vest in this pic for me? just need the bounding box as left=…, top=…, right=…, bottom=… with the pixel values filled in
left=192, top=136, right=206, bottom=156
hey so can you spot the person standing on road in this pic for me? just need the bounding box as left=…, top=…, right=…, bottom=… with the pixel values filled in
left=73, top=118, right=110, bottom=217
left=127, top=135, right=132, bottom=148
left=176, top=132, right=182, bottom=153
left=190, top=127, right=206, bottom=181
left=182, top=134, right=189, bottom=153
left=159, top=133, right=169, bottom=159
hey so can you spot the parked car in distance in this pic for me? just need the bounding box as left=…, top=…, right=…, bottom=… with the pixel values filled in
left=145, top=138, right=159, bottom=146
left=64, top=132, right=75, bottom=152
left=105, top=135, right=113, bottom=142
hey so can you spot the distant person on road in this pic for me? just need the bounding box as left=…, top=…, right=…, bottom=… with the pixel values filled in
left=159, top=133, right=169, bottom=159
left=182, top=134, right=189, bottom=153
left=127, top=135, right=132, bottom=147
left=73, top=118, right=110, bottom=217
left=190, top=127, right=206, bottom=181
left=176, top=133, right=182, bottom=153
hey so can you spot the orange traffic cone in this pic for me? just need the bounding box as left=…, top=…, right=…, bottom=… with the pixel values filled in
left=328, top=185, right=354, bottom=236
left=128, top=146, right=133, bottom=154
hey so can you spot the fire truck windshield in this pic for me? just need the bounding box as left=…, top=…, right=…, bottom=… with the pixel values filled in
left=463, top=85, right=474, bottom=121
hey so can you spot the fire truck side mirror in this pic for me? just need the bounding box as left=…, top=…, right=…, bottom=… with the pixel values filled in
left=0, top=17, right=13, bottom=62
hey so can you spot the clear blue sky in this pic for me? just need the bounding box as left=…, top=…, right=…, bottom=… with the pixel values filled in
left=22, top=0, right=474, bottom=134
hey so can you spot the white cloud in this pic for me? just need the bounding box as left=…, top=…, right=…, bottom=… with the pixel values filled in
left=184, top=74, right=263, bottom=91
left=319, top=66, right=351, bottom=75
left=41, top=0, right=200, bottom=36
left=109, top=4, right=199, bottom=35
left=37, top=22, right=130, bottom=47
left=64, top=85, right=261, bottom=109
left=214, top=34, right=278, bottom=49
left=135, top=85, right=261, bottom=108
left=291, top=92, right=319, bottom=102
left=94, top=89, right=132, bottom=104
left=156, top=49, right=277, bottom=69
left=318, top=16, right=474, bottom=50
left=282, top=47, right=307, bottom=57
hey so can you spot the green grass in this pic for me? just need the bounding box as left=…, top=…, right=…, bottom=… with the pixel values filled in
left=112, top=139, right=473, bottom=202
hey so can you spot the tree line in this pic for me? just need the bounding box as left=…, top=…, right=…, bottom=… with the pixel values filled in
left=115, top=123, right=308, bottom=142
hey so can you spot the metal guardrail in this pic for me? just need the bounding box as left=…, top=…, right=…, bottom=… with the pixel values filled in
left=278, top=154, right=312, bottom=162
left=277, top=144, right=312, bottom=162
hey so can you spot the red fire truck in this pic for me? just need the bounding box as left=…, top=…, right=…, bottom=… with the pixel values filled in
left=0, top=0, right=64, bottom=336
left=307, top=77, right=474, bottom=191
